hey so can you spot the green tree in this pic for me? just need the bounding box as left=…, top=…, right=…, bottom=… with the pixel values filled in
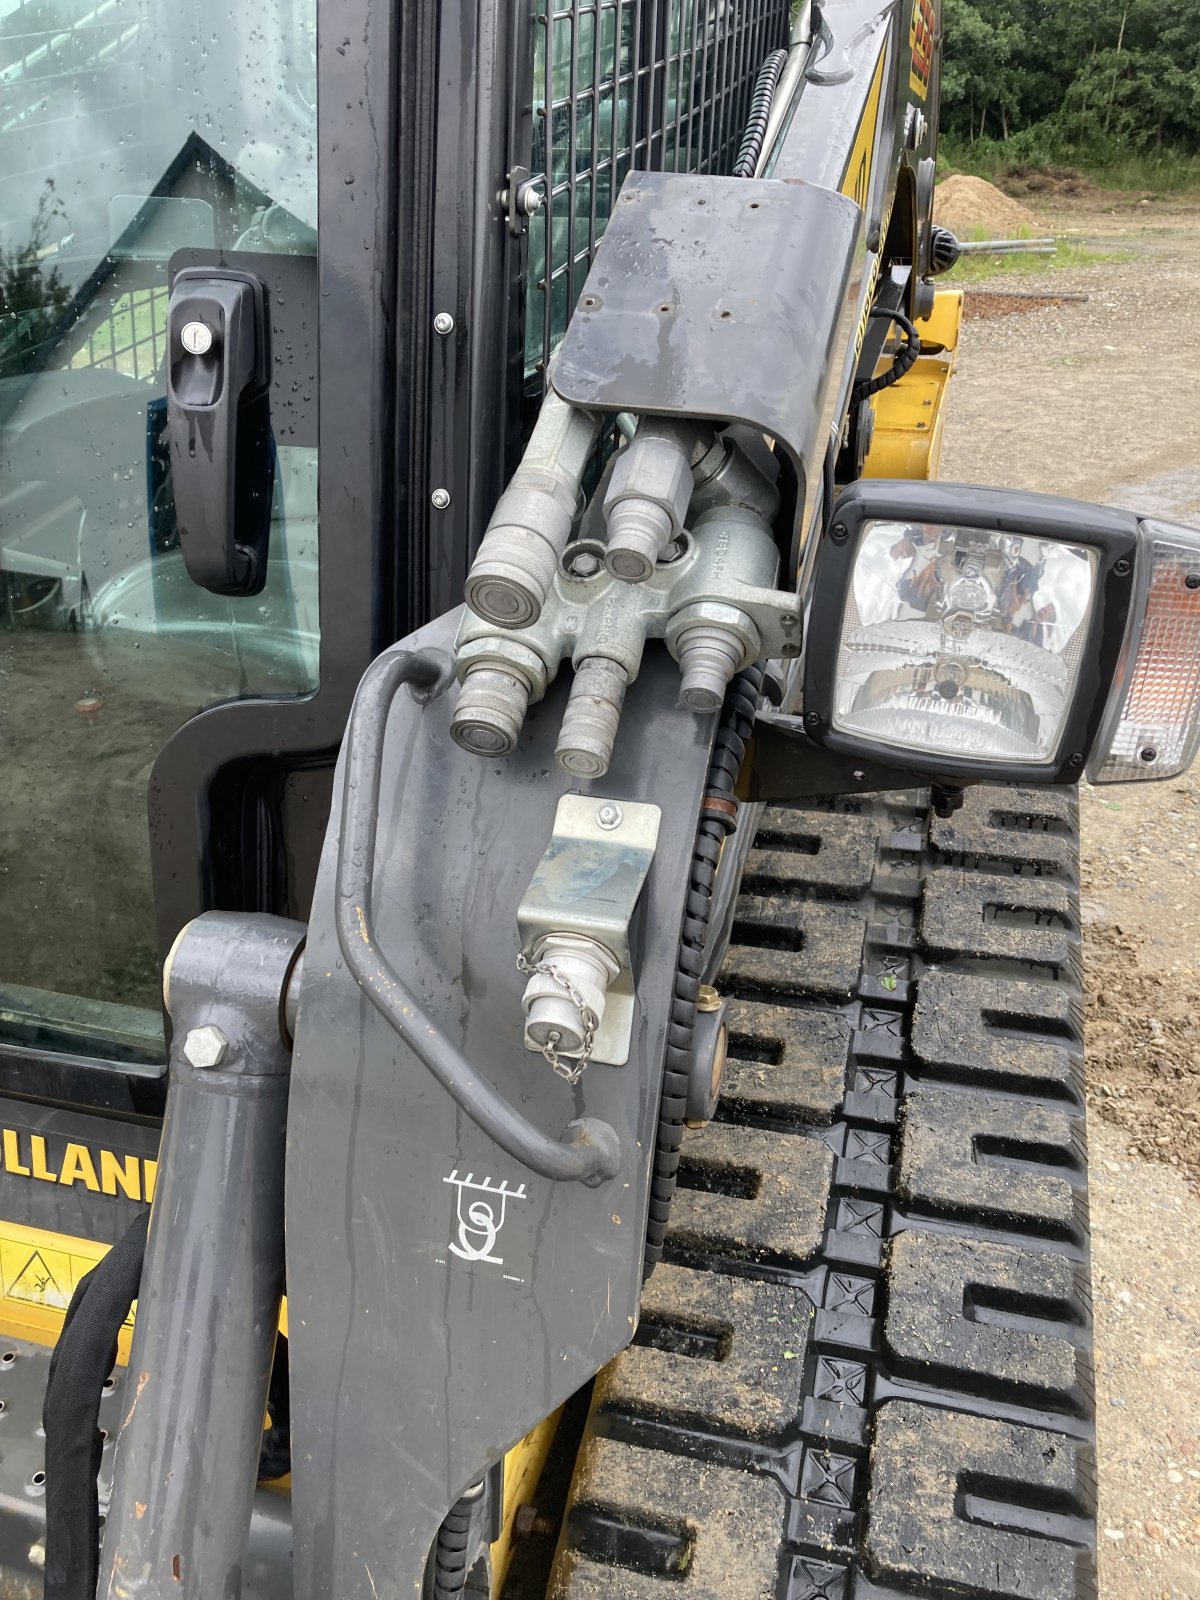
left=0, top=181, right=71, bottom=377
left=940, top=0, right=1200, bottom=158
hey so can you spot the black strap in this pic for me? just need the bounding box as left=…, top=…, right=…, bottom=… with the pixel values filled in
left=43, top=1210, right=149, bottom=1600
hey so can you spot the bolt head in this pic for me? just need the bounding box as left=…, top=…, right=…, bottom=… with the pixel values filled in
left=595, top=802, right=623, bottom=830
left=433, top=311, right=455, bottom=336
left=430, top=487, right=451, bottom=510
left=180, top=320, right=214, bottom=356
left=183, top=1024, right=228, bottom=1070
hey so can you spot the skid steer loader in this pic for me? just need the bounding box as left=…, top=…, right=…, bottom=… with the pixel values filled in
left=2, top=1, right=1197, bottom=1596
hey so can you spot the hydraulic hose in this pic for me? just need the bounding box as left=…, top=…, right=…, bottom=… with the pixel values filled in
left=335, top=648, right=621, bottom=1186
left=851, top=305, right=921, bottom=406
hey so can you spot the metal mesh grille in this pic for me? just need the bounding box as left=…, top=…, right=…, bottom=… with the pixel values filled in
left=526, top=0, right=792, bottom=375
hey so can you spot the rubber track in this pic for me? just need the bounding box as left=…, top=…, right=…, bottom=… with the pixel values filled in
left=550, top=785, right=1097, bottom=1600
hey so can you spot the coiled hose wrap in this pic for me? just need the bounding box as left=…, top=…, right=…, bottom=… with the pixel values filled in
left=643, top=664, right=766, bottom=1272
left=732, top=49, right=789, bottom=178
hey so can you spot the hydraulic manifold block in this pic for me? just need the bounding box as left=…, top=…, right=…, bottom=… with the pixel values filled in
left=452, top=412, right=798, bottom=775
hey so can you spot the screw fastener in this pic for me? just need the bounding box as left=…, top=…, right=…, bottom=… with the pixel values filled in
left=183, top=1025, right=228, bottom=1069
left=430, top=488, right=451, bottom=510
left=433, top=312, right=455, bottom=336
left=595, top=802, right=623, bottom=830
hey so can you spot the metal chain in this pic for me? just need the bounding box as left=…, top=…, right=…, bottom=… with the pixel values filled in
left=516, top=954, right=598, bottom=1085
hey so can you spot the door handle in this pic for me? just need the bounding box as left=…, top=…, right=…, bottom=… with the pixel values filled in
left=165, top=267, right=273, bottom=595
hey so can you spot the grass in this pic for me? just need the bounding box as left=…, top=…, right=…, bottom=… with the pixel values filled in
left=942, top=225, right=1130, bottom=285
left=939, top=137, right=1200, bottom=197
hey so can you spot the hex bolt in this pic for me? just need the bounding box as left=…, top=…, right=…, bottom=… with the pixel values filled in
left=450, top=664, right=532, bottom=758
left=513, top=1505, right=557, bottom=1542
left=183, top=1025, right=228, bottom=1070
left=565, top=549, right=602, bottom=578
left=430, top=487, right=451, bottom=510
left=595, top=801, right=624, bottom=831
left=433, top=311, right=455, bottom=336
left=556, top=659, right=629, bottom=779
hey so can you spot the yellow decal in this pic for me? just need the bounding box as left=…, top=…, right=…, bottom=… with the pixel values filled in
left=0, top=1220, right=136, bottom=1362
left=0, top=1126, right=157, bottom=1202
left=909, top=0, right=936, bottom=101
left=840, top=46, right=888, bottom=215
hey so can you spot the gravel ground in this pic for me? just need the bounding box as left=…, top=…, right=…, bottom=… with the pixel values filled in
left=939, top=198, right=1200, bottom=1600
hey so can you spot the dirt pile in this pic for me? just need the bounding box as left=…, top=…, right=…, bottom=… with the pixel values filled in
left=933, top=174, right=1040, bottom=236
left=999, top=162, right=1089, bottom=199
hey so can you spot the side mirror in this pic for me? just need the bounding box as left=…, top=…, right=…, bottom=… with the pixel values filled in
left=801, top=480, right=1200, bottom=788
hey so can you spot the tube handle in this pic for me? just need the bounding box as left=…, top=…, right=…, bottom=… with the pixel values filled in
left=334, top=648, right=622, bottom=1186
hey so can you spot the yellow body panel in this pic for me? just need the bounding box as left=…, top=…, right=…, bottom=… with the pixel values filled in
left=491, top=1410, right=564, bottom=1593
left=863, top=289, right=963, bottom=481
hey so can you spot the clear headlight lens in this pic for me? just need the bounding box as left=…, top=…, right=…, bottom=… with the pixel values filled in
left=1090, top=523, right=1200, bottom=782
left=834, top=520, right=1099, bottom=763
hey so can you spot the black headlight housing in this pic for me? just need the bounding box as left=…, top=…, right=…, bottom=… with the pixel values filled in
left=800, top=480, right=1140, bottom=787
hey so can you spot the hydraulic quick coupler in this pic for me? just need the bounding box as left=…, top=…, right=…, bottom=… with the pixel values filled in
left=453, top=415, right=794, bottom=775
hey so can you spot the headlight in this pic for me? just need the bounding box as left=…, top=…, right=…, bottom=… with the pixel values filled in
left=802, top=482, right=1143, bottom=785
left=834, top=520, right=1099, bottom=763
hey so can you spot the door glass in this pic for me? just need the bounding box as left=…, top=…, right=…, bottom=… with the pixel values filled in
left=0, top=0, right=319, bottom=1062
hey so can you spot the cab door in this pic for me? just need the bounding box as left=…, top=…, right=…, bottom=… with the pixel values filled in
left=0, top=0, right=402, bottom=1139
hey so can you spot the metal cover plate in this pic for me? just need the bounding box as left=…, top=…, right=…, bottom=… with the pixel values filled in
left=551, top=171, right=863, bottom=527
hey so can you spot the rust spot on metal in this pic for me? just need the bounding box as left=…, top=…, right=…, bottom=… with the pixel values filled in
left=122, top=1370, right=151, bottom=1430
